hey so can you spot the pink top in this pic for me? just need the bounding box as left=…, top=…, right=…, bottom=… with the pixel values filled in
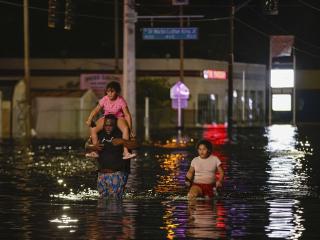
left=99, top=95, right=127, bottom=118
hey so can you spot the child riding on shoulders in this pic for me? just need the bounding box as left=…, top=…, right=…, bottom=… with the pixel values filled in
left=86, top=81, right=136, bottom=159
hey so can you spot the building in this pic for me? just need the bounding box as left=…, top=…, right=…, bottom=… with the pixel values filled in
left=0, top=58, right=269, bottom=138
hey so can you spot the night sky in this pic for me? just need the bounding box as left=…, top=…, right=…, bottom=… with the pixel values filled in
left=1, top=0, right=320, bottom=69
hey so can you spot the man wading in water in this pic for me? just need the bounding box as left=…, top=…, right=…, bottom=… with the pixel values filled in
left=85, top=114, right=138, bottom=198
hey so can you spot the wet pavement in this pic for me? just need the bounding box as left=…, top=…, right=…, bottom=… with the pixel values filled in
left=0, top=125, right=320, bottom=239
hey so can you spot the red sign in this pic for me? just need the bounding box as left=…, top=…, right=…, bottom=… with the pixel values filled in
left=172, top=0, right=189, bottom=5
left=270, top=35, right=294, bottom=58
left=203, top=70, right=227, bottom=80
left=80, top=74, right=122, bottom=98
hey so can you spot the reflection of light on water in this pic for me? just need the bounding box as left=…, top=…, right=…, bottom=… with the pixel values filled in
left=51, top=188, right=99, bottom=200
left=49, top=206, right=78, bottom=233
left=159, top=200, right=226, bottom=239
left=203, top=124, right=228, bottom=145
left=265, top=199, right=305, bottom=239
left=155, top=153, right=185, bottom=194
left=265, top=125, right=308, bottom=238
left=155, top=136, right=194, bottom=148
left=265, top=125, right=311, bottom=194
left=296, top=140, right=314, bottom=155
left=160, top=207, right=180, bottom=240
left=266, top=156, right=310, bottom=194
left=187, top=201, right=226, bottom=239
left=266, top=125, right=297, bottom=152
left=32, top=144, right=97, bottom=178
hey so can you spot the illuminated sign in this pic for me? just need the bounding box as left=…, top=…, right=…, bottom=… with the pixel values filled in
left=272, top=94, right=291, bottom=111
left=170, top=81, right=190, bottom=109
left=270, top=69, right=294, bottom=88
left=203, top=70, right=227, bottom=80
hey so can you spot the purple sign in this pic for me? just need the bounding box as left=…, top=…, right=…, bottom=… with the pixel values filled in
left=172, top=99, right=188, bottom=109
left=170, top=81, right=190, bottom=99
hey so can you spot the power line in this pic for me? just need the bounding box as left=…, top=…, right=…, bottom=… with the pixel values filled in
left=1, top=0, right=320, bottom=61
left=235, top=17, right=320, bottom=60
left=234, top=17, right=269, bottom=38
left=137, top=16, right=229, bottom=23
left=293, top=46, right=320, bottom=59
left=246, top=4, right=320, bottom=52
left=0, top=0, right=21, bottom=7
left=298, top=0, right=320, bottom=12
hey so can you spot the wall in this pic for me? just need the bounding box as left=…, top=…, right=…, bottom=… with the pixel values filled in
left=0, top=58, right=270, bottom=134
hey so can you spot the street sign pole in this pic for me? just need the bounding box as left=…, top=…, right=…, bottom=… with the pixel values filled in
left=170, top=81, right=190, bottom=141
left=177, top=95, right=182, bottom=140
left=179, top=5, right=184, bottom=139
left=144, top=96, right=150, bottom=142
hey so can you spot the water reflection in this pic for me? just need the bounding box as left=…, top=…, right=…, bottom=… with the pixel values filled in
left=265, top=125, right=311, bottom=195
left=158, top=199, right=226, bottom=239
left=187, top=200, right=226, bottom=239
left=160, top=200, right=187, bottom=239
left=49, top=205, right=78, bottom=233
left=94, top=199, right=136, bottom=239
left=155, top=152, right=187, bottom=194
left=265, top=125, right=308, bottom=238
left=52, top=187, right=99, bottom=200
left=1, top=126, right=320, bottom=239
left=265, top=199, right=305, bottom=239
left=266, top=125, right=297, bottom=152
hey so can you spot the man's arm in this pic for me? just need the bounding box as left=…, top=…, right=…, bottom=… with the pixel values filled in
left=85, top=138, right=103, bottom=152
left=111, top=138, right=138, bottom=149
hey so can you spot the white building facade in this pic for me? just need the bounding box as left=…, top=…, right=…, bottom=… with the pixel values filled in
left=0, top=58, right=266, bottom=138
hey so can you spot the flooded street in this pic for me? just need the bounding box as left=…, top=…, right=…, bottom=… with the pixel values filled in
left=1, top=125, right=320, bottom=239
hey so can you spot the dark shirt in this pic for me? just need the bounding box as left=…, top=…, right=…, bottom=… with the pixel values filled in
left=97, top=128, right=130, bottom=173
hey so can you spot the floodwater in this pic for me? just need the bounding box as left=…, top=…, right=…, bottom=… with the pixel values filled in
left=0, top=125, right=320, bottom=239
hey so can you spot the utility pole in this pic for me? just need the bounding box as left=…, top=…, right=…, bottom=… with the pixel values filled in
left=114, top=0, right=120, bottom=73
left=179, top=5, right=184, bottom=83
left=23, top=0, right=31, bottom=141
left=227, top=1, right=234, bottom=136
left=123, top=0, right=137, bottom=130
left=178, top=5, right=184, bottom=139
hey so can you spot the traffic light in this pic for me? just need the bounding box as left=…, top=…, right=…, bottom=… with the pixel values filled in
left=48, top=0, right=57, bottom=28
left=64, top=0, right=74, bottom=30
left=48, top=0, right=74, bottom=30
left=262, top=0, right=279, bottom=15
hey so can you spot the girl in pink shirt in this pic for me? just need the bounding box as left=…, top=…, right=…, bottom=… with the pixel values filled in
left=86, top=81, right=136, bottom=159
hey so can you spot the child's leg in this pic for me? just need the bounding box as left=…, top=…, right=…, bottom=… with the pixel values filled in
left=117, top=118, right=130, bottom=155
left=86, top=117, right=104, bottom=159
left=187, top=185, right=202, bottom=199
left=91, top=117, right=104, bottom=144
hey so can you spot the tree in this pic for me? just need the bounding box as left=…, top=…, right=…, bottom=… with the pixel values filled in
left=136, top=77, right=171, bottom=109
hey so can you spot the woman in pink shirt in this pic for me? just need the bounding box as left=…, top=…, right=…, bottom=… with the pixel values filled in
left=86, top=81, right=136, bottom=159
